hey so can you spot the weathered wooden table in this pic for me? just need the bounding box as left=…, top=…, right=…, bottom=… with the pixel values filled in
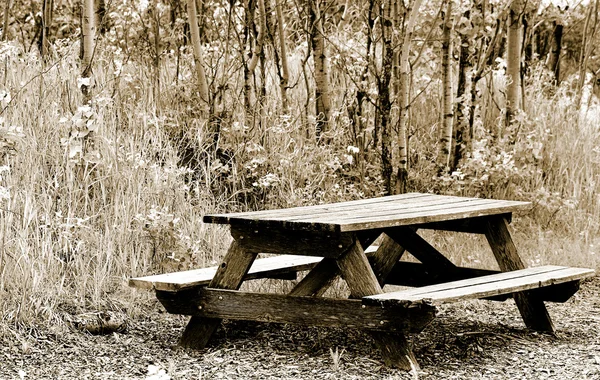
left=149, top=193, right=595, bottom=370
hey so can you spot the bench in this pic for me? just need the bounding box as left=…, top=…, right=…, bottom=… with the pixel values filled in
left=129, top=246, right=384, bottom=292
left=364, top=265, right=595, bottom=307
left=129, top=254, right=323, bottom=292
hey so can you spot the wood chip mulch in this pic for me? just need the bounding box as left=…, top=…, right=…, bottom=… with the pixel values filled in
left=1, top=277, right=599, bottom=379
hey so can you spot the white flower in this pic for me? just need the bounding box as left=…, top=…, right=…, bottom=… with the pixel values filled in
left=346, top=145, right=360, bottom=154
left=77, top=77, right=93, bottom=89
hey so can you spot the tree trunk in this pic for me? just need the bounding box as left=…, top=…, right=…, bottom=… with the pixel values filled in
left=453, top=31, right=472, bottom=172
left=39, top=0, right=54, bottom=58
left=2, top=0, right=11, bottom=41
left=152, top=0, right=161, bottom=104
left=469, top=19, right=502, bottom=142
left=379, top=0, right=394, bottom=194
left=395, top=0, right=423, bottom=195
left=308, top=0, right=331, bottom=139
left=505, top=0, right=523, bottom=127
left=577, top=0, right=598, bottom=108
left=244, top=0, right=266, bottom=129
left=81, top=0, right=96, bottom=103
left=186, top=0, right=210, bottom=112
left=275, top=0, right=290, bottom=112
left=545, top=22, right=562, bottom=84
left=437, top=0, right=453, bottom=173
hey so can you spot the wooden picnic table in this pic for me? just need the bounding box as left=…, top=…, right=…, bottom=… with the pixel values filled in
left=141, top=192, right=595, bottom=370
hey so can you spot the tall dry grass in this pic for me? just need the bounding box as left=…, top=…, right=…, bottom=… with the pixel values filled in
left=0, top=36, right=598, bottom=327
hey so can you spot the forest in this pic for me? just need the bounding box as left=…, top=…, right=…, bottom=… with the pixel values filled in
left=0, top=0, right=600, bottom=377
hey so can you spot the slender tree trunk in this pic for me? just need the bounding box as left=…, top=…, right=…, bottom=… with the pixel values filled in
left=379, top=0, right=394, bottom=194
left=470, top=18, right=502, bottom=141
left=275, top=0, right=290, bottom=112
left=395, top=0, right=423, bottom=194
left=244, top=0, right=265, bottom=129
left=437, top=0, right=453, bottom=173
left=152, top=0, right=161, bottom=104
left=308, top=0, right=331, bottom=139
left=39, top=0, right=54, bottom=58
left=81, top=0, right=95, bottom=103
left=505, top=0, right=523, bottom=127
left=453, top=31, right=472, bottom=171
left=545, top=22, right=562, bottom=83
left=577, top=0, right=599, bottom=108
left=2, top=0, right=11, bottom=41
left=186, top=0, right=210, bottom=112
left=361, top=0, right=376, bottom=150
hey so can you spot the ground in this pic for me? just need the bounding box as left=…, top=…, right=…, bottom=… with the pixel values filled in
left=1, top=277, right=599, bottom=380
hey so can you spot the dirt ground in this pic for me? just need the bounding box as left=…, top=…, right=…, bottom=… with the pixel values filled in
left=1, top=276, right=599, bottom=380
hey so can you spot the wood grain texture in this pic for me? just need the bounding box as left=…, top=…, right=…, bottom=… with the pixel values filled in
left=483, top=216, right=555, bottom=332
left=130, top=255, right=322, bottom=291
left=179, top=241, right=257, bottom=349
left=364, top=266, right=595, bottom=306
left=288, top=234, right=380, bottom=297
left=230, top=226, right=355, bottom=257
left=336, top=241, right=420, bottom=371
left=382, top=261, right=583, bottom=302
left=385, top=227, right=457, bottom=272
left=366, top=234, right=407, bottom=286
left=156, top=288, right=436, bottom=333
left=288, top=258, right=339, bottom=297
left=410, top=214, right=513, bottom=234
left=203, top=193, right=532, bottom=232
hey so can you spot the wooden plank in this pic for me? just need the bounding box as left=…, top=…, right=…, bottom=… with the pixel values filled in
left=179, top=241, right=257, bottom=349
left=203, top=193, right=433, bottom=223
left=225, top=200, right=529, bottom=233
left=336, top=242, right=420, bottom=370
left=129, top=255, right=323, bottom=292
left=483, top=216, right=555, bottom=332
left=410, top=215, right=513, bottom=233
left=311, top=200, right=531, bottom=232
left=278, top=195, right=477, bottom=222
left=365, top=266, right=595, bottom=307
left=367, top=234, right=407, bottom=286
left=384, top=261, right=584, bottom=303
left=230, top=226, right=355, bottom=257
left=376, top=266, right=564, bottom=298
left=155, top=288, right=436, bottom=333
left=203, top=193, right=531, bottom=232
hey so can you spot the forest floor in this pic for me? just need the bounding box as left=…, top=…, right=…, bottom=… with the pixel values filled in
left=1, top=276, right=599, bottom=380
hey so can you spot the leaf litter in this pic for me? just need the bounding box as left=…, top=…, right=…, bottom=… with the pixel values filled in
left=0, top=277, right=598, bottom=379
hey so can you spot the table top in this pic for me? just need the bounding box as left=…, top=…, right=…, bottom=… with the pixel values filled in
left=203, top=193, right=531, bottom=233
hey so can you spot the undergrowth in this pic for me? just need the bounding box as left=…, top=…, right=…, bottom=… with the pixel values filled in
left=0, top=38, right=598, bottom=326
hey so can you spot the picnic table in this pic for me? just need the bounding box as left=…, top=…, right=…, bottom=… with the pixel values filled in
left=130, top=193, right=595, bottom=370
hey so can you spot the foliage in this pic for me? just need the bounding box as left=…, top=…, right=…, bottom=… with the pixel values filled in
left=1, top=0, right=600, bottom=326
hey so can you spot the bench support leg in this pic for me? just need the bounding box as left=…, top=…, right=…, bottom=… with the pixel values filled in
left=337, top=241, right=419, bottom=371
left=289, top=232, right=381, bottom=297
left=179, top=240, right=258, bottom=349
left=484, top=216, right=555, bottom=333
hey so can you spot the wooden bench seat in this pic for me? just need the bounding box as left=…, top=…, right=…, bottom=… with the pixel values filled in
left=129, top=255, right=322, bottom=292
left=364, top=265, right=595, bottom=307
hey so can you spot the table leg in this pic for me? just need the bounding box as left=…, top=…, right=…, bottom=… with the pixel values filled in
left=289, top=232, right=380, bottom=297
left=179, top=240, right=258, bottom=348
left=483, top=215, right=555, bottom=333
left=337, top=241, right=419, bottom=370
